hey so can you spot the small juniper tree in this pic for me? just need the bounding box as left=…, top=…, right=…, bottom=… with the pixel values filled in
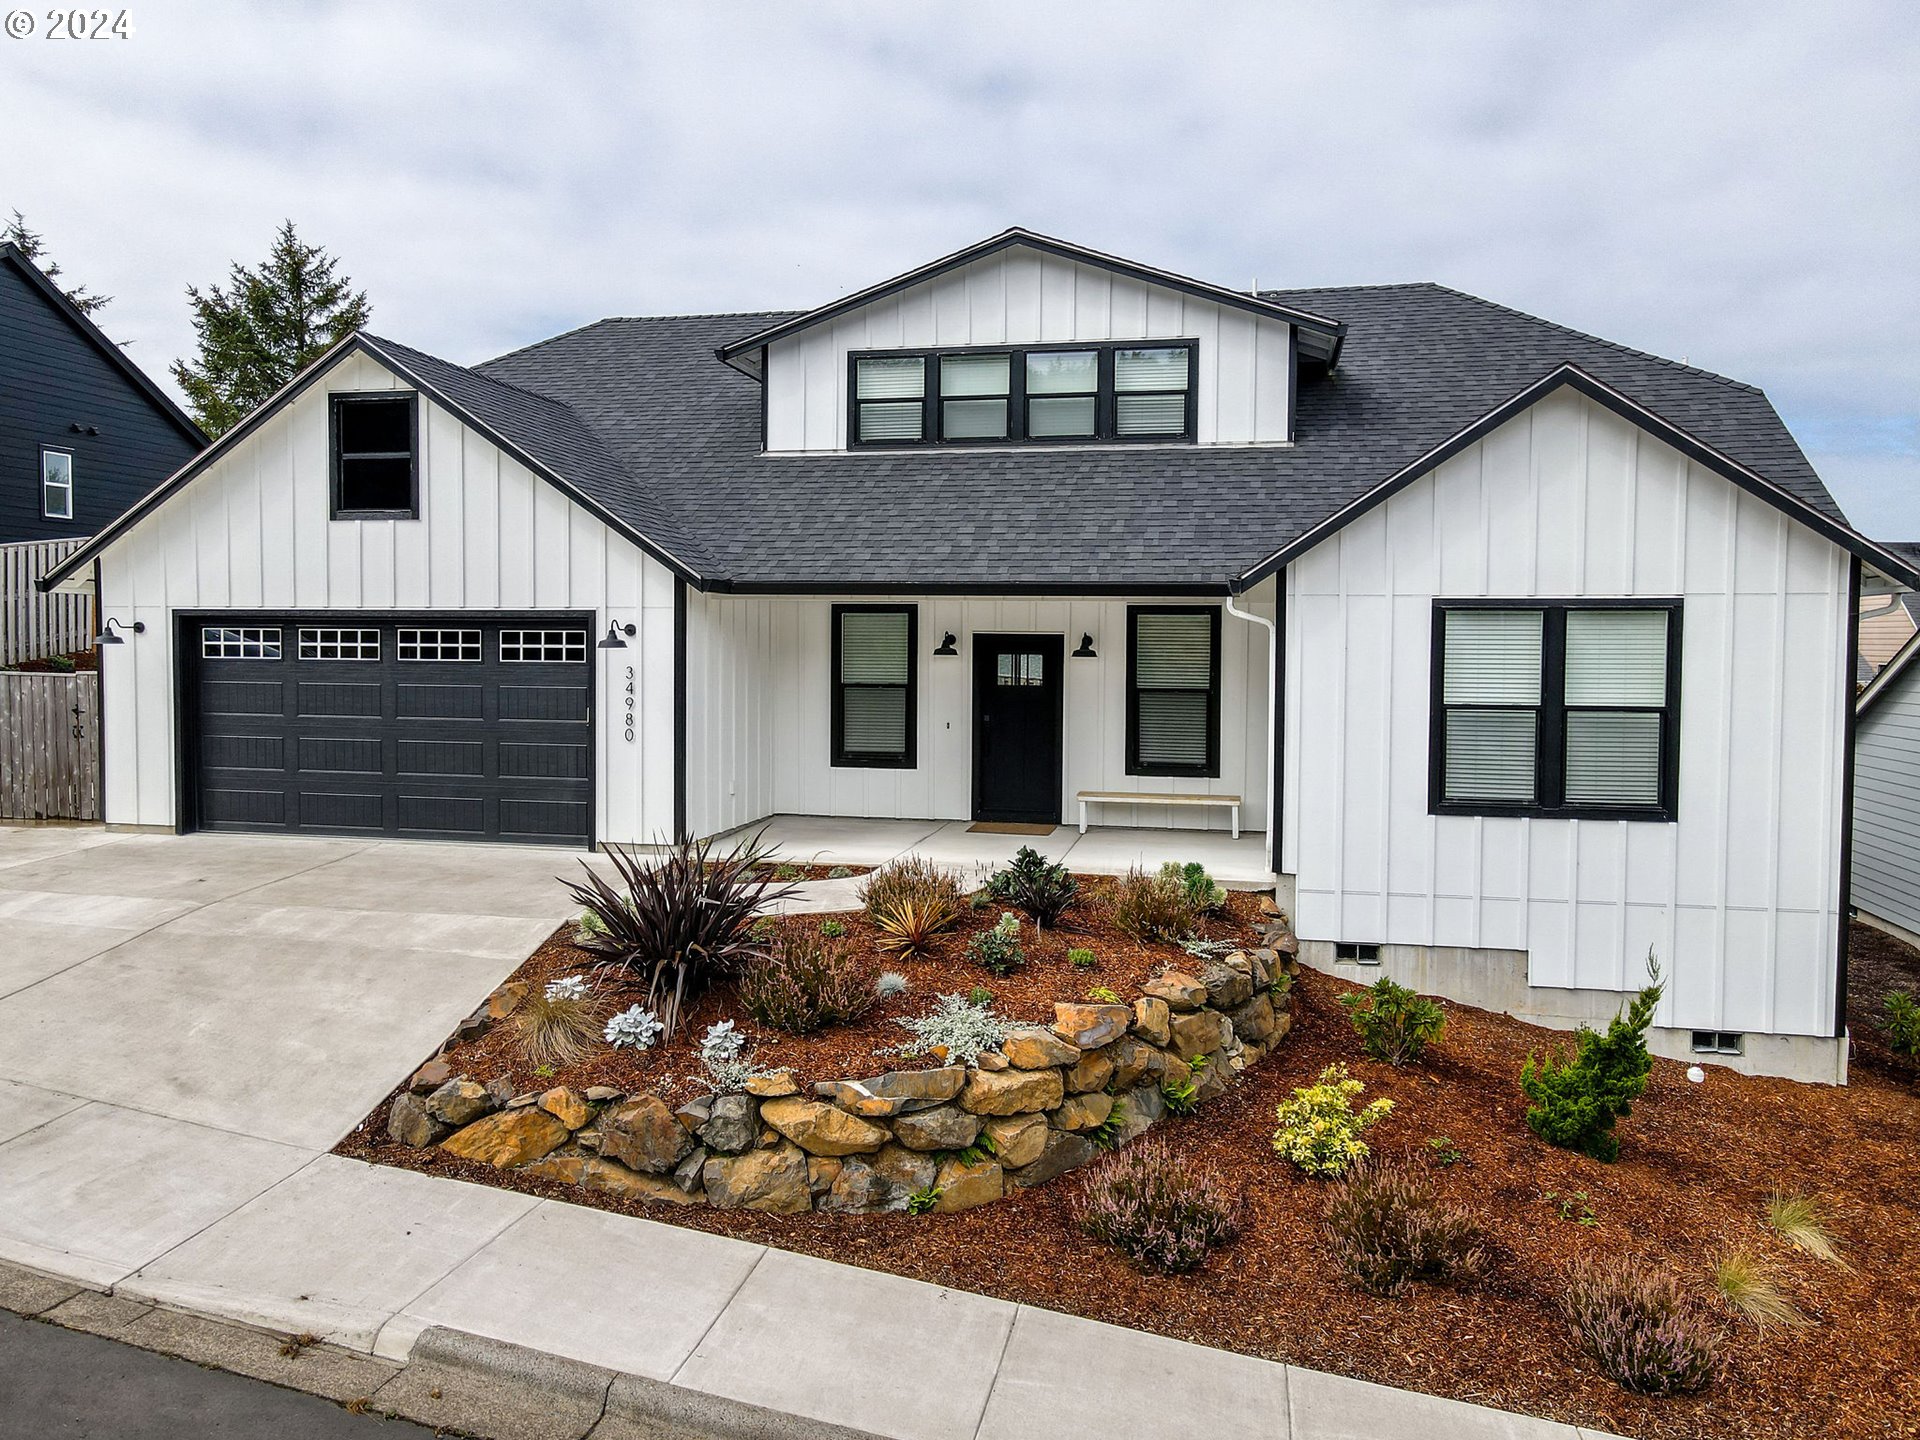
left=171, top=220, right=371, bottom=436
left=4, top=211, right=110, bottom=315
left=1520, top=951, right=1664, bottom=1163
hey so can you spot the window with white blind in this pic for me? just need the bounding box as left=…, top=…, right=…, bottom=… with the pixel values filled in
left=831, top=605, right=917, bottom=768
left=1127, top=606, right=1221, bottom=777
left=1431, top=602, right=1680, bottom=819
left=849, top=342, right=1195, bottom=447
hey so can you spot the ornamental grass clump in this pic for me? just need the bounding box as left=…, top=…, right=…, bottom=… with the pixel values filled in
left=509, top=976, right=607, bottom=1068
left=1709, top=1248, right=1808, bottom=1331
left=863, top=856, right=965, bottom=960
left=984, top=845, right=1077, bottom=928
left=1341, top=975, right=1446, bottom=1065
left=1071, top=1136, right=1243, bottom=1274
left=563, top=831, right=797, bottom=1041
left=1561, top=1254, right=1721, bottom=1396
left=1765, top=1191, right=1846, bottom=1266
left=1111, top=865, right=1200, bottom=941
left=1519, top=952, right=1663, bottom=1163
left=1272, top=1063, right=1392, bottom=1177
left=1322, top=1159, right=1490, bottom=1297
left=736, top=926, right=877, bottom=1035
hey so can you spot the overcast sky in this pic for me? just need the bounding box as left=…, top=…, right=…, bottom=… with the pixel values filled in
left=5, top=1, right=1916, bottom=534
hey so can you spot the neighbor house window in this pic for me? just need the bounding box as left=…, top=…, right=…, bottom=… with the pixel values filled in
left=1431, top=601, right=1680, bottom=820
left=849, top=341, right=1195, bottom=447
left=1127, top=606, right=1221, bottom=777
left=330, top=392, right=419, bottom=518
left=41, top=448, right=74, bottom=520
left=832, top=605, right=916, bottom=768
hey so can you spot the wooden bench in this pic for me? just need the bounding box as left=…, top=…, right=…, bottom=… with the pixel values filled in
left=1076, top=790, right=1242, bottom=839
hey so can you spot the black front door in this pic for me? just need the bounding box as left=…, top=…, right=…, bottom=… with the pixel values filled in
left=972, top=634, right=1065, bottom=824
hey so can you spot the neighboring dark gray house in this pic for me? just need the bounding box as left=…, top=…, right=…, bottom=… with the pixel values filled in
left=0, top=242, right=204, bottom=545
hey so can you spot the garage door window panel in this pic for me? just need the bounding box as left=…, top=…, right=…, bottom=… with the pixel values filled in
left=202, top=627, right=282, bottom=660
left=398, top=629, right=481, bottom=662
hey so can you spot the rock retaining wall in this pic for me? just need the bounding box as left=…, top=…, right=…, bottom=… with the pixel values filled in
left=391, top=914, right=1299, bottom=1215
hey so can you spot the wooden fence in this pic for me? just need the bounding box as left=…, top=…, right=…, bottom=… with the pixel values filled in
left=0, top=671, right=100, bottom=820
left=2, top=538, right=93, bottom=667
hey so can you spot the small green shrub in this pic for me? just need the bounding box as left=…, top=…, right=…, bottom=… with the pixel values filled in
left=1166, top=861, right=1226, bottom=915
left=827, top=866, right=854, bottom=880
left=1520, top=953, right=1663, bottom=1163
left=1272, top=1063, right=1393, bottom=1177
left=1068, top=947, right=1098, bottom=971
left=1086, top=985, right=1123, bottom=1004
left=819, top=918, right=847, bottom=938
left=1161, top=1058, right=1202, bottom=1116
left=1544, top=1189, right=1599, bottom=1227
left=967, top=985, right=995, bottom=1006
left=985, top=845, right=1077, bottom=928
left=906, top=1186, right=942, bottom=1215
left=1323, top=1159, right=1490, bottom=1296
left=1883, top=991, right=1920, bottom=1063
left=1340, top=976, right=1446, bottom=1065
left=1426, top=1135, right=1464, bottom=1167
left=967, top=911, right=1026, bottom=976
left=969, top=890, right=993, bottom=911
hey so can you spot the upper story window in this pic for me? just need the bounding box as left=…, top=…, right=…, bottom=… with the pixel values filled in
left=330, top=392, right=419, bottom=519
left=41, top=448, right=74, bottom=520
left=1431, top=601, right=1681, bottom=821
left=849, top=341, right=1196, bottom=448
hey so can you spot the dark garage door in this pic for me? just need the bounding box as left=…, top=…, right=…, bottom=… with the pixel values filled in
left=183, top=614, right=594, bottom=846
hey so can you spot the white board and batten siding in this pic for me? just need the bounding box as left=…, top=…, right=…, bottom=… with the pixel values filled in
left=1852, top=658, right=1920, bottom=940
left=1284, top=389, right=1851, bottom=1039
left=684, top=588, right=1274, bottom=839
left=763, top=245, right=1294, bottom=453
left=93, top=350, right=678, bottom=843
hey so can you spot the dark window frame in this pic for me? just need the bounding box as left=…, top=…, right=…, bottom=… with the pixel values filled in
left=329, top=391, right=420, bottom=520
left=1428, top=598, right=1683, bottom=823
left=847, top=340, right=1198, bottom=449
left=40, top=445, right=75, bottom=520
left=830, top=603, right=918, bottom=769
left=1125, top=604, right=1222, bottom=779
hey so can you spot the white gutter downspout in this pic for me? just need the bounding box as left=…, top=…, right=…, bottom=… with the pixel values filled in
left=1224, top=589, right=1278, bottom=886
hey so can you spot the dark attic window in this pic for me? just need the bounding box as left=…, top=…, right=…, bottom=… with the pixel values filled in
left=330, top=392, right=419, bottom=518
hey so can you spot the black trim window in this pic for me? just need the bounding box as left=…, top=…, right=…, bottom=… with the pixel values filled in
left=1432, top=601, right=1681, bottom=821
left=41, top=448, right=74, bottom=520
left=850, top=341, right=1195, bottom=447
left=330, top=392, right=419, bottom=519
left=1127, top=606, right=1221, bottom=777
left=202, top=626, right=281, bottom=660
left=831, top=605, right=916, bottom=768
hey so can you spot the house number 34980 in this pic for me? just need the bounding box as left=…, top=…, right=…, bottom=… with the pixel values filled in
left=623, top=666, right=636, bottom=743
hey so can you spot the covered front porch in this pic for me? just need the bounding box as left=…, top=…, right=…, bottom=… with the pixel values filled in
left=714, top=814, right=1275, bottom=889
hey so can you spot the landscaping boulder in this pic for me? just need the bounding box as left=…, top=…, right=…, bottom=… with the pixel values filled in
left=1010, top=1130, right=1095, bottom=1188
left=584, top=1157, right=705, bottom=1206
left=1199, top=962, right=1253, bottom=1009
left=584, top=1086, right=624, bottom=1104
left=1229, top=993, right=1278, bottom=1044
left=891, top=1104, right=983, bottom=1152
left=517, top=1153, right=590, bottom=1185
left=808, top=1157, right=842, bottom=1199
left=407, top=1058, right=452, bottom=1095
left=1142, top=972, right=1207, bottom=1010
left=934, top=1157, right=1003, bottom=1212
left=539, top=1087, right=591, bottom=1130
left=960, top=1066, right=1064, bottom=1116
left=484, top=1077, right=516, bottom=1108
left=744, top=1071, right=799, bottom=1097
left=1258, top=893, right=1283, bottom=918
left=440, top=1108, right=569, bottom=1168
left=983, top=1113, right=1048, bottom=1169
left=1169, top=1009, right=1233, bottom=1062
left=675, top=1097, right=714, bottom=1132
left=1002, top=1027, right=1080, bottom=1069
left=388, top=1092, right=445, bottom=1148
left=1051, top=1092, right=1113, bottom=1132
left=812, top=1066, right=966, bottom=1117
left=1065, top=1049, right=1115, bottom=1094
left=426, top=1078, right=494, bottom=1127
left=599, top=1094, right=695, bottom=1174
left=704, top=1143, right=811, bottom=1212
left=759, top=1097, right=890, bottom=1156
left=486, top=982, right=529, bottom=1019
left=1111, top=1084, right=1165, bottom=1145
left=1051, top=1002, right=1131, bottom=1049
left=1108, top=1038, right=1157, bottom=1089
left=1131, top=997, right=1171, bottom=1047
left=975, top=1052, right=1011, bottom=1072
left=699, top=1094, right=758, bottom=1155
left=821, top=1144, right=936, bottom=1214
left=673, top=1146, right=709, bottom=1194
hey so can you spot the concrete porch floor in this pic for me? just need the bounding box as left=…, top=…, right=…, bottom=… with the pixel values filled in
left=713, top=815, right=1275, bottom=889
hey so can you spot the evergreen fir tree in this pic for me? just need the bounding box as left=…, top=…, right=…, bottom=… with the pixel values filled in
left=1519, top=951, right=1665, bottom=1163
left=171, top=221, right=371, bottom=436
left=4, top=211, right=110, bottom=315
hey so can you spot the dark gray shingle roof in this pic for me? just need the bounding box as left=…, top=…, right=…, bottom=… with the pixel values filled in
left=470, top=283, right=1850, bottom=589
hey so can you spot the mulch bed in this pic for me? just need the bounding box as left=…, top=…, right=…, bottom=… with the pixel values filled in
left=1846, top=919, right=1920, bottom=1081
left=340, top=895, right=1920, bottom=1440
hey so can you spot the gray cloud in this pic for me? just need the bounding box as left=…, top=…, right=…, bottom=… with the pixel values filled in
left=5, top=0, right=1915, bottom=531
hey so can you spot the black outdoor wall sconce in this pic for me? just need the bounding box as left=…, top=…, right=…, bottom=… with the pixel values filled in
left=1072, top=633, right=1097, bottom=658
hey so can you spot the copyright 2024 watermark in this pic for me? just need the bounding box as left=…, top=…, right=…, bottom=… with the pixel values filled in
left=6, top=9, right=133, bottom=39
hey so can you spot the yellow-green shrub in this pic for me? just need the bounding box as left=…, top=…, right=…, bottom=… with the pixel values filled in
left=1272, top=1063, right=1393, bottom=1178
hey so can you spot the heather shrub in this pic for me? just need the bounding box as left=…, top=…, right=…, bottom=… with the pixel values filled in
left=509, top=978, right=607, bottom=1068
left=1273, top=1063, right=1392, bottom=1177
left=1111, top=865, right=1200, bottom=941
left=1070, top=1137, right=1242, bottom=1274
left=1322, top=1159, right=1489, bottom=1297
left=967, top=911, right=1026, bottom=976
left=862, top=855, right=965, bottom=923
left=1340, top=976, right=1446, bottom=1065
left=1520, top=952, right=1663, bottom=1162
left=985, top=846, right=1078, bottom=927
left=736, top=927, right=878, bottom=1035
left=1561, top=1254, right=1720, bottom=1396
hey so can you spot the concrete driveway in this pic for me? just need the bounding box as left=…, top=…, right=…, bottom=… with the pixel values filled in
left=0, top=826, right=585, bottom=1150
